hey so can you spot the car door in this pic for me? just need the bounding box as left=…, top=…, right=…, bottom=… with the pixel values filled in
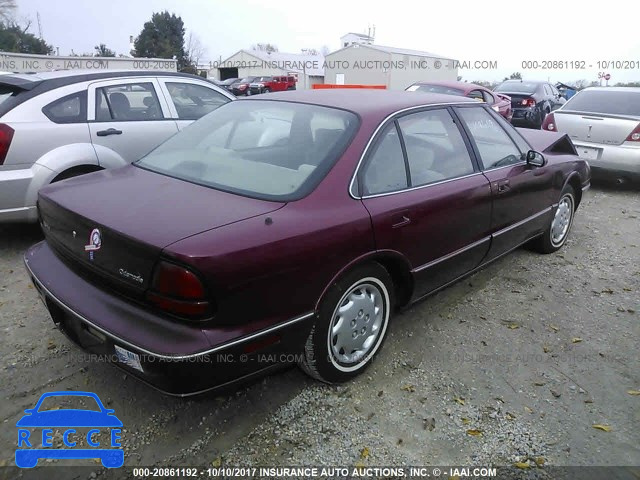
left=455, top=106, right=554, bottom=261
left=158, top=78, right=233, bottom=131
left=358, top=108, right=493, bottom=298
left=87, top=78, right=178, bottom=165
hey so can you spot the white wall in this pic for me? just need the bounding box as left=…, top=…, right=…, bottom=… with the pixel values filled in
left=324, top=45, right=458, bottom=90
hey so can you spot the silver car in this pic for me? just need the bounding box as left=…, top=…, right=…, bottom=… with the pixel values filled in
left=542, top=87, right=640, bottom=184
left=0, top=70, right=234, bottom=223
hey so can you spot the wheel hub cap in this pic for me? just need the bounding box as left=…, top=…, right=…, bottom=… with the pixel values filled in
left=551, top=196, right=572, bottom=245
left=329, top=283, right=384, bottom=365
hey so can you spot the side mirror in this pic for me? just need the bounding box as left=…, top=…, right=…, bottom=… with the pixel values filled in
left=526, top=150, right=546, bottom=167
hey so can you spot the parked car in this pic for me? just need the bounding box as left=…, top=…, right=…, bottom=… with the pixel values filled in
left=406, top=80, right=512, bottom=120
left=218, top=77, right=239, bottom=92
left=494, top=80, right=565, bottom=129
left=0, top=70, right=234, bottom=223
left=25, top=90, right=590, bottom=395
left=249, top=75, right=296, bottom=94
left=231, top=76, right=257, bottom=96
left=542, top=87, right=640, bottom=185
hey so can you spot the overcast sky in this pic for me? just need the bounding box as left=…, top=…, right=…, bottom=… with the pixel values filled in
left=16, top=0, right=640, bottom=84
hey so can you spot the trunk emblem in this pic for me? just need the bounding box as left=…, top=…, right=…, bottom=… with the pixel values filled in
left=84, top=228, right=102, bottom=260
left=72, top=231, right=76, bottom=238
left=587, top=125, right=592, bottom=138
left=118, top=269, right=144, bottom=284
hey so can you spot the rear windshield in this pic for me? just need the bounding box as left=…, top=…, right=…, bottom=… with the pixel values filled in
left=0, top=86, right=20, bottom=108
left=562, top=90, right=640, bottom=116
left=136, top=100, right=359, bottom=201
left=406, top=84, right=465, bottom=96
left=494, top=81, right=538, bottom=93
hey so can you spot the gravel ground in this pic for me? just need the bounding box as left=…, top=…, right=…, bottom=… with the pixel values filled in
left=0, top=185, right=638, bottom=479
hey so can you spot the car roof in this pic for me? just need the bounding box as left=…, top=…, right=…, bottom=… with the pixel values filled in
left=411, top=80, right=486, bottom=93
left=499, top=79, right=546, bottom=85
left=580, top=86, right=640, bottom=93
left=244, top=89, right=476, bottom=118
left=0, top=70, right=217, bottom=118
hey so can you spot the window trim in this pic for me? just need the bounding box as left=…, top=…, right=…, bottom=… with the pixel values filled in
left=42, top=90, right=87, bottom=124
left=351, top=102, right=482, bottom=199
left=452, top=105, right=528, bottom=172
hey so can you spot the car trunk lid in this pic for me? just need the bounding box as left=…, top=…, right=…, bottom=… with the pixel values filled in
left=552, top=110, right=640, bottom=145
left=38, top=166, right=284, bottom=295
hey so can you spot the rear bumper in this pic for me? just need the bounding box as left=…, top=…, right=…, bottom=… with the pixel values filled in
left=590, top=167, right=640, bottom=184
left=24, top=241, right=314, bottom=396
left=573, top=141, right=640, bottom=179
left=0, top=164, right=51, bottom=223
left=511, top=107, right=542, bottom=128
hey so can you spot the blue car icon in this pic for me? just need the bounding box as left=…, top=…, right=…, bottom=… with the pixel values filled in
left=16, top=391, right=123, bottom=468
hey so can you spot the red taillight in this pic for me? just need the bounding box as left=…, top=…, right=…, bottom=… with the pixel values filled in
left=625, top=123, right=640, bottom=142
left=147, top=260, right=211, bottom=319
left=542, top=112, right=557, bottom=132
left=521, top=97, right=536, bottom=107
left=0, top=123, right=15, bottom=165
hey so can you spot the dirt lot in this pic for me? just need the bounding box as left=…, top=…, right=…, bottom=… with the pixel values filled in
left=0, top=185, right=638, bottom=478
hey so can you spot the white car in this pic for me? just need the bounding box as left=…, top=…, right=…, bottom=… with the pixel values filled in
left=0, top=70, right=234, bottom=223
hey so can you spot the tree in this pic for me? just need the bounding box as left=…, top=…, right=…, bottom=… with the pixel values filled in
left=0, top=0, right=16, bottom=23
left=252, top=43, right=278, bottom=53
left=184, top=32, right=205, bottom=73
left=95, top=43, right=116, bottom=57
left=0, top=21, right=53, bottom=54
left=132, top=11, right=188, bottom=70
left=509, top=72, right=522, bottom=80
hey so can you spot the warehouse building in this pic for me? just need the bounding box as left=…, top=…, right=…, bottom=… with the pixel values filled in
left=323, top=43, right=458, bottom=90
left=215, top=49, right=324, bottom=90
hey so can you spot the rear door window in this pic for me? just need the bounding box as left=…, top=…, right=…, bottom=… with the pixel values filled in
left=398, top=109, right=475, bottom=185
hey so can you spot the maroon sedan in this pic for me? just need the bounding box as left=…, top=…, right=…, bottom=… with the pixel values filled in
left=407, top=80, right=513, bottom=121
left=25, top=90, right=589, bottom=395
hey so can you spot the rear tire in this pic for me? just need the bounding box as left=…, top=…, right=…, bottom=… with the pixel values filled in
left=531, top=184, right=576, bottom=254
left=299, top=263, right=394, bottom=383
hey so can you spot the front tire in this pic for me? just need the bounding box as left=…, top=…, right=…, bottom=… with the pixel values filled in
left=299, top=263, right=394, bottom=383
left=532, top=185, right=576, bottom=253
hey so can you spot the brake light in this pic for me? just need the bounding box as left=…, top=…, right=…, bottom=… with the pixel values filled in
left=542, top=112, right=557, bottom=132
left=146, top=260, right=211, bottom=319
left=0, top=123, right=15, bottom=165
left=625, top=123, right=640, bottom=142
left=521, top=97, right=536, bottom=107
